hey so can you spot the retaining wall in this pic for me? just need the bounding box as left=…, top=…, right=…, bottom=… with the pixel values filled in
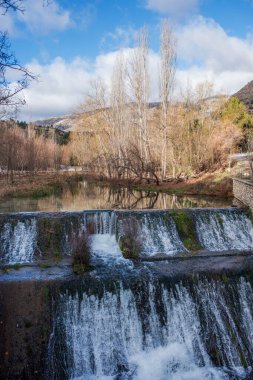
left=233, top=178, right=253, bottom=209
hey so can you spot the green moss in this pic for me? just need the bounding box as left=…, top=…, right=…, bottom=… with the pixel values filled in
left=15, top=182, right=64, bottom=200
left=72, top=262, right=90, bottom=275
left=37, top=218, right=63, bottom=260
left=13, top=263, right=21, bottom=270
left=119, top=236, right=140, bottom=261
left=222, top=273, right=228, bottom=284
left=239, top=349, right=248, bottom=367
left=39, top=263, right=51, bottom=269
left=43, top=287, right=49, bottom=299
left=215, top=213, right=223, bottom=226
left=53, top=248, right=61, bottom=261
left=245, top=209, right=253, bottom=226
left=170, top=211, right=202, bottom=251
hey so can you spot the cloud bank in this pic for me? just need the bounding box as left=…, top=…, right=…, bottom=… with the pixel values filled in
left=19, top=16, right=253, bottom=120
left=19, top=0, right=72, bottom=34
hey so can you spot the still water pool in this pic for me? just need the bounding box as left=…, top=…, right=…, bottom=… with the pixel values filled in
left=0, top=179, right=232, bottom=212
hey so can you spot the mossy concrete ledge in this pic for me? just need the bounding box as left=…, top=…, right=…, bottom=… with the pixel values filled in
left=0, top=211, right=85, bottom=262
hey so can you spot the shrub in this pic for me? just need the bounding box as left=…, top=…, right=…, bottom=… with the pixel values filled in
left=119, top=217, right=141, bottom=261
left=71, top=230, right=91, bottom=274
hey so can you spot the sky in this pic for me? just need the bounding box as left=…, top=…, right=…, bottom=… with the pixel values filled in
left=2, top=0, right=253, bottom=121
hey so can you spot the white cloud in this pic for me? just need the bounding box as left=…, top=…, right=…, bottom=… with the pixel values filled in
left=20, top=49, right=159, bottom=120
left=177, top=17, right=253, bottom=72
left=101, top=27, right=136, bottom=51
left=18, top=0, right=72, bottom=34
left=176, top=67, right=253, bottom=97
left=0, top=12, right=17, bottom=34
left=145, top=0, right=199, bottom=15
left=0, top=0, right=98, bottom=36
left=18, top=17, right=253, bottom=120
left=173, top=17, right=253, bottom=95
left=20, top=53, right=123, bottom=120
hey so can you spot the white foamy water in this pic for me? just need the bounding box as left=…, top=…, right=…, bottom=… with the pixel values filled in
left=195, top=211, right=253, bottom=251
left=118, top=213, right=185, bottom=257
left=130, top=344, right=226, bottom=380
left=140, top=215, right=185, bottom=256
left=0, top=219, right=37, bottom=264
left=83, top=211, right=115, bottom=234
left=90, top=234, right=124, bottom=264
left=55, top=279, right=253, bottom=380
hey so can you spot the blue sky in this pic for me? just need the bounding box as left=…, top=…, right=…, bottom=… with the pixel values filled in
left=2, top=0, right=253, bottom=120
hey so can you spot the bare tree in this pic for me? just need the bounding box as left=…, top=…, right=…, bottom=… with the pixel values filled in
left=0, top=0, right=24, bottom=14
left=0, top=0, right=50, bottom=14
left=0, top=0, right=35, bottom=117
left=0, top=32, right=35, bottom=116
left=110, top=52, right=128, bottom=159
left=159, top=20, right=176, bottom=180
left=127, top=27, right=150, bottom=163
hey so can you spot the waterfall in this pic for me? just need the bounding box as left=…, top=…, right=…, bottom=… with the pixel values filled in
left=139, top=214, right=185, bottom=256
left=83, top=211, right=116, bottom=234
left=117, top=212, right=185, bottom=257
left=0, top=208, right=252, bottom=265
left=83, top=211, right=124, bottom=264
left=0, top=219, right=37, bottom=264
left=195, top=210, right=253, bottom=251
left=48, top=276, right=253, bottom=379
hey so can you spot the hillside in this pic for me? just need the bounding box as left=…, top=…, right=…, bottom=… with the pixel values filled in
left=233, top=80, right=253, bottom=114
left=34, top=114, right=80, bottom=132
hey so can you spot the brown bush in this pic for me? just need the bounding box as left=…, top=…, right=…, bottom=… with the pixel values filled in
left=70, top=230, right=91, bottom=274
left=119, top=217, right=142, bottom=261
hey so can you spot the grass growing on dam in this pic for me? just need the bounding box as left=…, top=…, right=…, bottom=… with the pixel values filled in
left=71, top=231, right=91, bottom=274
left=170, top=211, right=202, bottom=252
left=37, top=218, right=63, bottom=261
left=119, top=217, right=141, bottom=261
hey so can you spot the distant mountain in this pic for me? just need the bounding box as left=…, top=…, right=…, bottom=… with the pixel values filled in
left=33, top=114, right=79, bottom=132
left=33, top=95, right=235, bottom=133
left=33, top=104, right=161, bottom=133
left=233, top=80, right=253, bottom=114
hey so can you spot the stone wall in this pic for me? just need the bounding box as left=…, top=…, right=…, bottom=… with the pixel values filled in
left=0, top=280, right=52, bottom=379
left=233, top=178, right=253, bottom=209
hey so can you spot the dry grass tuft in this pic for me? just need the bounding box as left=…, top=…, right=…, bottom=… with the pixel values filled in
left=70, top=230, right=91, bottom=274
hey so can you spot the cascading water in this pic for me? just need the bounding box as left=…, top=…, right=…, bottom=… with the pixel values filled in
left=83, top=211, right=116, bottom=234
left=195, top=210, right=253, bottom=251
left=83, top=211, right=124, bottom=264
left=117, top=213, right=185, bottom=257
left=0, top=218, right=37, bottom=264
left=138, top=214, right=185, bottom=256
left=47, top=276, right=253, bottom=380
left=1, top=208, right=253, bottom=379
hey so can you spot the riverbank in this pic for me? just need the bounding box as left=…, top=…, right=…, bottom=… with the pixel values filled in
left=0, top=170, right=233, bottom=201
left=130, top=172, right=233, bottom=197
left=0, top=171, right=85, bottom=199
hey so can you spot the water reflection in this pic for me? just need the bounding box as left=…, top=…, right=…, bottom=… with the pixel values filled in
left=0, top=180, right=232, bottom=213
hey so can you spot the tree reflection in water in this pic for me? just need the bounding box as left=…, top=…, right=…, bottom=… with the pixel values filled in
left=0, top=180, right=232, bottom=213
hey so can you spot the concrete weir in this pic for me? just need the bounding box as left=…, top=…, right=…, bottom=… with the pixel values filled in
left=0, top=207, right=253, bottom=264
left=0, top=207, right=253, bottom=379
